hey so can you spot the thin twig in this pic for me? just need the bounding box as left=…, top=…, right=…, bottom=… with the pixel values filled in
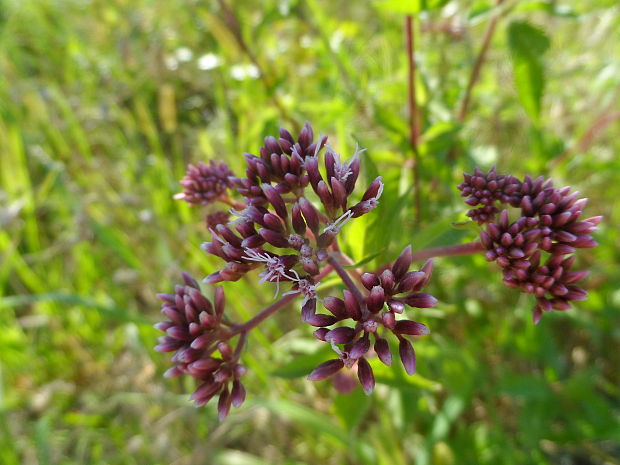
left=458, top=0, right=505, bottom=123
left=406, top=15, right=422, bottom=224
left=216, top=0, right=298, bottom=131
left=551, top=110, right=620, bottom=168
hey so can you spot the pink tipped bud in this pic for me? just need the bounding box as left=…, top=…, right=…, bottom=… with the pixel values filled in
left=392, top=245, right=413, bottom=279
left=374, top=338, right=392, bottom=366
left=307, top=359, right=344, bottom=381
left=399, top=338, right=416, bottom=375
left=357, top=357, right=375, bottom=395
left=395, top=320, right=431, bottom=336
left=325, top=327, right=356, bottom=344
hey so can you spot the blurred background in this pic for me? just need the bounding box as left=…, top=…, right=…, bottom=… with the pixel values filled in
left=1, top=0, right=619, bottom=464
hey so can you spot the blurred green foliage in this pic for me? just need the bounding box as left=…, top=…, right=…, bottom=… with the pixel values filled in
left=1, top=0, right=619, bottom=464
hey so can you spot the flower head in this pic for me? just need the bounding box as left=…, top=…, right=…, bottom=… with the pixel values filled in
left=174, top=161, right=233, bottom=206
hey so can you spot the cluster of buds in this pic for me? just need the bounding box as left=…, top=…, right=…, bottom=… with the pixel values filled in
left=460, top=168, right=600, bottom=323
left=200, top=123, right=384, bottom=290
left=174, top=161, right=233, bottom=206
left=306, top=246, right=436, bottom=394
left=155, top=125, right=598, bottom=421
left=154, top=272, right=246, bottom=419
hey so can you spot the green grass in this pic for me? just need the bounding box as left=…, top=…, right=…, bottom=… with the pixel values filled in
left=1, top=0, right=619, bottom=464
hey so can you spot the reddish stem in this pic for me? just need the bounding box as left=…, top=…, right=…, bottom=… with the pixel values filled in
left=327, top=253, right=365, bottom=305
left=458, top=0, right=505, bottom=123
left=405, top=15, right=422, bottom=224
left=410, top=241, right=485, bottom=262
left=230, top=264, right=334, bottom=335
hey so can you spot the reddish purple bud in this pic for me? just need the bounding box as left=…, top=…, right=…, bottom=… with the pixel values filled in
left=387, top=300, right=405, bottom=314
left=307, top=359, right=345, bottom=381
left=317, top=180, right=335, bottom=211
left=331, top=177, right=348, bottom=211
left=313, top=328, right=329, bottom=341
left=401, top=292, right=438, bottom=308
left=367, top=286, right=385, bottom=312
left=218, top=386, right=232, bottom=421
left=349, top=334, right=371, bottom=359
left=299, top=197, right=320, bottom=234
left=381, top=311, right=396, bottom=329
left=231, top=380, right=246, bottom=408
left=182, top=272, right=200, bottom=289
left=362, top=176, right=383, bottom=201
left=322, top=296, right=347, bottom=319
left=357, top=357, right=375, bottom=395
left=343, top=290, right=362, bottom=320
left=374, top=338, right=392, bottom=366
left=392, top=245, right=413, bottom=279
left=262, top=184, right=288, bottom=219
left=361, top=272, right=379, bottom=290
left=395, top=320, right=431, bottom=336
left=380, top=269, right=395, bottom=291
left=397, top=271, right=426, bottom=293
left=291, top=202, right=307, bottom=235
left=214, top=287, right=225, bottom=318
left=305, top=156, right=323, bottom=191
left=399, top=338, right=416, bottom=375
left=325, top=327, right=356, bottom=344
left=258, top=228, right=290, bottom=248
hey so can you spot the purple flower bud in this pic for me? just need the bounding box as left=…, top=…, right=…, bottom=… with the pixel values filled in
left=401, top=292, right=438, bottom=308
left=258, top=228, right=290, bottom=248
left=399, top=338, right=416, bottom=375
left=374, top=338, right=392, bottom=366
left=218, top=386, right=232, bottom=421
left=387, top=300, right=405, bottom=314
left=361, top=272, right=379, bottom=290
left=317, top=180, right=335, bottom=211
left=326, top=327, right=356, bottom=344
left=322, top=296, right=348, bottom=319
left=291, top=202, right=307, bottom=235
left=307, top=359, right=345, bottom=381
left=380, top=269, right=395, bottom=291
left=231, top=380, right=246, bottom=408
left=305, top=156, right=323, bottom=191
left=395, top=320, right=431, bottom=336
left=299, top=197, right=320, bottom=235
left=343, top=290, right=362, bottom=320
left=313, top=328, right=329, bottom=341
left=357, top=357, right=375, bottom=395
left=349, top=334, right=371, bottom=359
left=392, top=245, right=413, bottom=279
left=367, top=286, right=385, bottom=313
left=331, top=177, right=348, bottom=211
left=262, top=184, right=288, bottom=219
left=381, top=311, right=395, bottom=329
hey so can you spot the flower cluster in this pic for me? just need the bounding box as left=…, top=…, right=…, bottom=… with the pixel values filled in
left=174, top=161, right=233, bottom=206
left=460, top=168, right=600, bottom=323
left=306, top=246, right=436, bottom=394
left=154, top=272, right=246, bottom=420
left=154, top=124, right=598, bottom=421
left=200, top=123, right=383, bottom=289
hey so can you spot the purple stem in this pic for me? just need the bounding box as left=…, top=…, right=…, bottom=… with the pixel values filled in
left=327, top=253, right=365, bottom=305
left=410, top=241, right=485, bottom=262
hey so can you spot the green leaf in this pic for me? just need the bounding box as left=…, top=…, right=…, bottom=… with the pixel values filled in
left=332, top=387, right=372, bottom=432
left=507, top=21, right=550, bottom=123
left=271, top=345, right=334, bottom=379
left=252, top=398, right=348, bottom=446
left=377, top=0, right=450, bottom=14
left=0, top=293, right=150, bottom=324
